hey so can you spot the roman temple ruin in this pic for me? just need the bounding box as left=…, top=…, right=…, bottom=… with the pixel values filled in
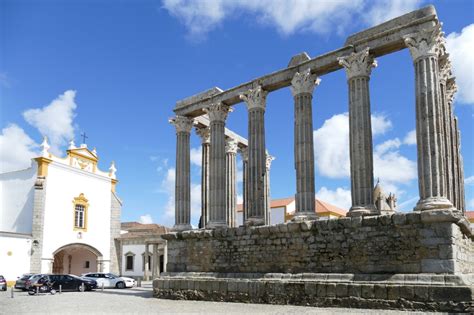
left=155, top=6, right=473, bottom=312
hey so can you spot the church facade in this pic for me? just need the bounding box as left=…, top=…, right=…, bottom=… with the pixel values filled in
left=0, top=138, right=121, bottom=282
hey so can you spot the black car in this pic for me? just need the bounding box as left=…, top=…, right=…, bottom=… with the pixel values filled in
left=47, top=274, right=97, bottom=291
left=15, top=273, right=34, bottom=290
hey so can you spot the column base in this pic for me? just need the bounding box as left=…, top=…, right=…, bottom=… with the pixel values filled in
left=348, top=205, right=377, bottom=217
left=244, top=217, right=265, bottom=227
left=172, top=224, right=193, bottom=231
left=292, top=212, right=318, bottom=222
left=207, top=221, right=227, bottom=229
left=414, top=197, right=455, bottom=212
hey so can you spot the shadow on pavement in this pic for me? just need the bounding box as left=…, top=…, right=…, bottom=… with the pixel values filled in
left=91, top=288, right=154, bottom=299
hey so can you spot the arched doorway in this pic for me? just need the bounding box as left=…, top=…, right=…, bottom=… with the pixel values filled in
left=52, top=243, right=103, bottom=275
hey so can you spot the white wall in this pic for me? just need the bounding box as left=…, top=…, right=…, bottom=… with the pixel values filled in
left=270, top=207, right=285, bottom=225
left=41, top=162, right=112, bottom=266
left=121, top=244, right=146, bottom=277
left=0, top=235, right=32, bottom=281
left=0, top=163, right=37, bottom=233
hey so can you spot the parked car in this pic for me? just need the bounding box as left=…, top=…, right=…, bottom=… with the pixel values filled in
left=15, top=273, right=34, bottom=290
left=0, top=275, right=7, bottom=291
left=47, top=274, right=97, bottom=291
left=81, top=272, right=135, bottom=289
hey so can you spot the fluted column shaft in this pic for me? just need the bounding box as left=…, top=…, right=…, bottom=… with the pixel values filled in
left=290, top=69, right=320, bottom=219
left=264, top=154, right=274, bottom=225
left=206, top=103, right=232, bottom=228
left=454, top=118, right=466, bottom=212
left=240, top=86, right=267, bottom=226
left=439, top=58, right=453, bottom=204
left=338, top=48, right=377, bottom=216
left=404, top=26, right=454, bottom=211
left=225, top=139, right=238, bottom=227
left=240, top=148, right=249, bottom=225
left=196, top=127, right=210, bottom=228
left=170, top=116, right=193, bottom=231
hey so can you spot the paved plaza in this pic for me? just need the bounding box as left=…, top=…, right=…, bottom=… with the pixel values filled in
left=0, top=284, right=433, bottom=315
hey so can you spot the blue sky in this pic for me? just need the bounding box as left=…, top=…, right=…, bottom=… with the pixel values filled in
left=1, top=0, right=473, bottom=227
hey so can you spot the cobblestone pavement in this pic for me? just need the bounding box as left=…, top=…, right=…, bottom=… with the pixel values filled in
left=0, top=284, right=434, bottom=314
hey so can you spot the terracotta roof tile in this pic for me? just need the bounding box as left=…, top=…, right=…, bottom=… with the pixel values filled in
left=465, top=211, right=474, bottom=220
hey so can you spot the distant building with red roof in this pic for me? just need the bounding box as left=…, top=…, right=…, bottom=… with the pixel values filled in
left=465, top=211, right=474, bottom=228
left=236, top=197, right=347, bottom=225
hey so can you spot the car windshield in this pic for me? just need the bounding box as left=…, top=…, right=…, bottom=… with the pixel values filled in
left=108, top=274, right=119, bottom=278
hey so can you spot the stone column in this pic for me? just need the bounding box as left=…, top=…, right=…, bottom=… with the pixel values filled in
left=225, top=138, right=238, bottom=227
left=404, top=26, right=454, bottom=211
left=144, top=243, right=149, bottom=281
left=264, top=154, right=275, bottom=225
left=438, top=56, right=454, bottom=205
left=205, top=102, right=232, bottom=228
left=240, top=86, right=268, bottom=226
left=290, top=68, right=320, bottom=220
left=454, top=117, right=466, bottom=212
left=338, top=47, right=377, bottom=216
left=446, top=79, right=459, bottom=210
left=240, top=147, right=249, bottom=225
left=152, top=244, right=158, bottom=279
left=169, top=116, right=194, bottom=230
left=196, top=126, right=210, bottom=228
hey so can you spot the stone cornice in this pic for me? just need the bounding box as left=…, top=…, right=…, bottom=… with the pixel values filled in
left=169, top=115, right=194, bottom=133
left=446, top=78, right=458, bottom=105
left=240, top=85, right=268, bottom=111
left=239, top=147, right=248, bottom=161
left=290, top=68, right=321, bottom=96
left=204, top=102, right=232, bottom=123
left=404, top=24, right=445, bottom=62
left=338, top=48, right=377, bottom=79
left=439, top=57, right=452, bottom=85
left=266, top=154, right=275, bottom=170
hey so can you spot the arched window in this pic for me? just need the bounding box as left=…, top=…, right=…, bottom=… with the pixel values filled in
left=73, top=193, right=89, bottom=231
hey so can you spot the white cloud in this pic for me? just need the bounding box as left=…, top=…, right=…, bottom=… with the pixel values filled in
left=161, top=0, right=363, bottom=39
left=23, top=90, right=77, bottom=155
left=190, top=146, right=202, bottom=167
left=465, top=176, right=474, bottom=185
left=160, top=167, right=201, bottom=226
left=313, top=112, right=393, bottom=178
left=403, top=129, right=417, bottom=145
left=162, top=0, right=424, bottom=40
left=397, top=196, right=419, bottom=211
left=138, top=214, right=154, bottom=224
left=371, top=114, right=392, bottom=136
left=364, top=0, right=422, bottom=26
left=316, top=186, right=352, bottom=210
left=237, top=194, right=243, bottom=204
left=446, top=24, right=474, bottom=105
left=0, top=124, right=38, bottom=173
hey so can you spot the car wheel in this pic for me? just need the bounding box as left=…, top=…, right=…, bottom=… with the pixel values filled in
left=116, top=282, right=125, bottom=289
left=78, top=284, right=85, bottom=292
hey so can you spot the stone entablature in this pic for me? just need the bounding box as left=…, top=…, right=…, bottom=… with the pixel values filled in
left=162, top=212, right=473, bottom=275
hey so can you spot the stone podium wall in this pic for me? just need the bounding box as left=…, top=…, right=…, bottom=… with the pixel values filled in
left=163, top=212, right=473, bottom=275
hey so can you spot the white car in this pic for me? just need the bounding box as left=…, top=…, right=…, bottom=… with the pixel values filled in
left=81, top=273, right=135, bottom=289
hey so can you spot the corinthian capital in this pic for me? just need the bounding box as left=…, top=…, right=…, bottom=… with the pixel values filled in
left=290, top=68, right=321, bottom=96
left=195, top=126, right=210, bottom=144
left=204, top=102, right=232, bottom=123
left=404, top=24, right=445, bottom=62
left=240, top=85, right=268, bottom=111
left=266, top=154, right=275, bottom=170
left=446, top=78, right=458, bottom=105
left=439, top=57, right=452, bottom=84
left=239, top=147, right=248, bottom=161
left=225, top=138, right=238, bottom=154
left=338, top=47, right=377, bottom=79
left=169, top=115, right=193, bottom=133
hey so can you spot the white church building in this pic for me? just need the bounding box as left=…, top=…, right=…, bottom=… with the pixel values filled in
left=0, top=138, right=122, bottom=282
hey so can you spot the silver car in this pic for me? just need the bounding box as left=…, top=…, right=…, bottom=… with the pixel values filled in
left=81, top=272, right=135, bottom=289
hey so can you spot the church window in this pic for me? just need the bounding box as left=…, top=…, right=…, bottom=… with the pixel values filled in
left=72, top=193, right=89, bottom=231
left=125, top=253, right=134, bottom=271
